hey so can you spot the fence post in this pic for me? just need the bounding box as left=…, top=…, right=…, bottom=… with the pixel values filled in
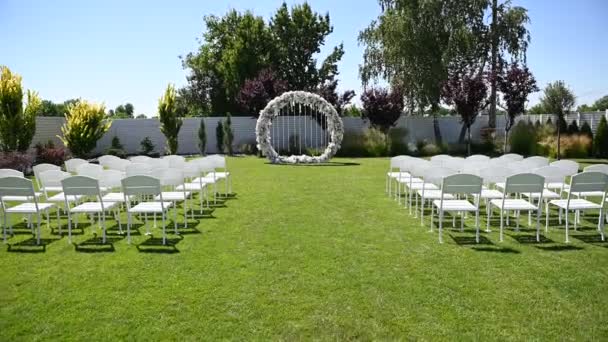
left=577, top=112, right=581, bottom=126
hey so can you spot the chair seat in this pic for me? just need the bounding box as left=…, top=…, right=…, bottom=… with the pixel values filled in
left=47, top=193, right=84, bottom=202
left=407, top=182, right=438, bottom=191
left=495, top=182, right=506, bottom=191
left=71, top=201, right=119, bottom=213
left=432, top=200, right=477, bottom=211
left=101, top=192, right=134, bottom=202
left=129, top=201, right=173, bottom=213
left=42, top=186, right=64, bottom=193
left=546, top=182, right=569, bottom=190
left=473, top=189, right=504, bottom=199
left=176, top=183, right=208, bottom=191
left=549, top=199, right=603, bottom=210
left=155, top=191, right=191, bottom=201
left=192, top=177, right=217, bottom=184
left=397, top=177, right=423, bottom=184
left=388, top=171, right=410, bottom=178
left=416, top=189, right=455, bottom=200
left=520, top=189, right=561, bottom=199
left=212, top=171, right=229, bottom=178
left=490, top=199, right=538, bottom=210
left=562, top=189, right=605, bottom=197
left=1, top=192, right=43, bottom=202
left=5, top=202, right=54, bottom=213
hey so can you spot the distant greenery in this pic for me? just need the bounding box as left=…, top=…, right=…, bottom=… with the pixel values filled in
left=59, top=101, right=112, bottom=157
left=540, top=81, right=576, bottom=159
left=107, top=103, right=135, bottom=118
left=157, top=84, right=183, bottom=154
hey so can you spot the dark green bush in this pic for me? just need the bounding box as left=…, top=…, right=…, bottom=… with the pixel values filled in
left=594, top=116, right=608, bottom=158
left=509, top=121, right=537, bottom=156
left=388, top=127, right=409, bottom=156
left=140, top=136, right=155, bottom=155
left=580, top=121, right=593, bottom=156
left=567, top=120, right=579, bottom=134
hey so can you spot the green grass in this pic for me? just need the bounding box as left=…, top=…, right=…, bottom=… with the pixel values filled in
left=1, top=157, right=607, bottom=340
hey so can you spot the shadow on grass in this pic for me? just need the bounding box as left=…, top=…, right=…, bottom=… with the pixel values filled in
left=266, top=161, right=360, bottom=167
left=136, top=236, right=181, bottom=254
left=74, top=236, right=123, bottom=253
left=535, top=245, right=584, bottom=252
left=7, top=237, right=60, bottom=253
left=450, top=234, right=493, bottom=245
left=471, top=246, right=521, bottom=254
left=571, top=234, right=607, bottom=245
left=508, top=233, right=554, bottom=244
left=215, top=193, right=238, bottom=200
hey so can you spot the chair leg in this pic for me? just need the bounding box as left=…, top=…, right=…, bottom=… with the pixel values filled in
left=430, top=204, right=434, bottom=232
left=162, top=212, right=167, bottom=245
left=101, top=212, right=106, bottom=244
left=2, top=212, right=7, bottom=243
left=499, top=210, right=504, bottom=242
left=545, top=202, right=549, bottom=232
left=475, top=210, right=480, bottom=243
left=36, top=213, right=41, bottom=245
left=56, top=206, right=61, bottom=235
left=460, top=212, right=464, bottom=232
left=438, top=209, right=444, bottom=243
left=600, top=209, right=605, bottom=241
left=174, top=202, right=178, bottom=234
left=535, top=209, right=541, bottom=242
left=486, top=204, right=491, bottom=232
left=565, top=210, right=570, bottom=243
left=574, top=210, right=577, bottom=231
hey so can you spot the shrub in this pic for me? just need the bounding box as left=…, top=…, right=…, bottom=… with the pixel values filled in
left=110, top=136, right=124, bottom=150
left=0, top=151, right=34, bottom=173
left=216, top=121, right=224, bottom=153
left=158, top=84, right=183, bottom=154
left=540, top=134, right=592, bottom=158
left=580, top=121, right=593, bottom=156
left=223, top=113, right=234, bottom=155
left=361, top=87, right=403, bottom=132
left=388, top=127, right=409, bottom=156
left=363, top=127, right=389, bottom=157
left=594, top=116, right=608, bottom=158
left=336, top=131, right=367, bottom=157
left=198, top=119, right=206, bottom=155
left=238, top=142, right=258, bottom=155
left=0, top=66, right=41, bottom=152
left=421, top=143, right=442, bottom=156
left=35, top=140, right=69, bottom=166
left=59, top=101, right=111, bottom=157
left=567, top=120, right=579, bottom=134
left=509, top=121, right=537, bottom=156
left=140, top=137, right=155, bottom=155
left=106, top=148, right=126, bottom=159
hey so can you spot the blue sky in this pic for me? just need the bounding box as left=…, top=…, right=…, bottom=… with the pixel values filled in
left=1, top=0, right=607, bottom=116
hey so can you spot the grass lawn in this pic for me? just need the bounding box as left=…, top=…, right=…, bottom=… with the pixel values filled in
left=1, top=157, right=607, bottom=340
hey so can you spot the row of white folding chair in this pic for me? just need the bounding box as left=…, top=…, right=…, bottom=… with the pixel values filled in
left=386, top=155, right=412, bottom=196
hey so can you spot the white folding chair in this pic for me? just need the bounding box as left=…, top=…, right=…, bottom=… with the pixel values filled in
left=162, top=155, right=186, bottom=169
left=527, top=166, right=568, bottom=229
left=550, top=160, right=579, bottom=176
left=406, top=161, right=439, bottom=215
left=147, top=158, right=170, bottom=170
left=126, top=163, right=152, bottom=177
left=549, top=172, right=608, bottom=243
left=98, top=155, right=121, bottom=168
left=432, top=174, right=482, bottom=243
left=107, top=158, right=131, bottom=173
left=418, top=167, right=456, bottom=226
left=520, top=156, right=549, bottom=170
left=207, top=155, right=231, bottom=196
left=0, top=177, right=54, bottom=245
left=122, top=176, right=173, bottom=244
left=394, top=157, right=423, bottom=204
left=41, top=170, right=84, bottom=225
left=0, top=169, right=43, bottom=203
left=489, top=173, right=544, bottom=242
left=386, top=156, right=410, bottom=197
left=65, top=158, right=88, bottom=174
left=476, top=166, right=510, bottom=231
left=76, top=163, right=104, bottom=179
left=499, top=153, right=524, bottom=162
left=100, top=170, right=132, bottom=204
left=465, top=155, right=490, bottom=163
left=33, top=163, right=61, bottom=189
left=153, top=168, right=192, bottom=230
left=583, top=164, right=608, bottom=174
left=177, top=160, right=214, bottom=211
left=62, top=176, right=121, bottom=244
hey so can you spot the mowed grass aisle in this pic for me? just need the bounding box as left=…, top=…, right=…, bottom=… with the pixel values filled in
left=1, top=157, right=607, bottom=340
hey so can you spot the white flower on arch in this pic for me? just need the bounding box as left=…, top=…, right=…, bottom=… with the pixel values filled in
left=255, top=91, right=343, bottom=164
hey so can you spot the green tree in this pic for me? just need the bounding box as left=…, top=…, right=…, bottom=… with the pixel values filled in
left=593, top=95, right=608, bottom=111
left=59, top=101, right=112, bottom=157
left=527, top=103, right=545, bottom=114
left=540, top=81, right=576, bottom=159
left=223, top=113, right=234, bottom=155
left=198, top=118, right=207, bottom=155
left=359, top=0, right=488, bottom=144
left=594, top=116, right=608, bottom=158
left=0, top=66, right=41, bottom=152
left=269, top=2, right=344, bottom=92
left=216, top=120, right=225, bottom=153
left=158, top=84, right=183, bottom=154
left=576, top=104, right=594, bottom=112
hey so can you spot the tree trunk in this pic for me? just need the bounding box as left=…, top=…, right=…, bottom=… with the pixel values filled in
left=467, top=126, right=472, bottom=156
left=556, top=116, right=561, bottom=160
left=458, top=123, right=467, bottom=144
left=504, top=129, right=509, bottom=154
left=489, top=0, right=499, bottom=129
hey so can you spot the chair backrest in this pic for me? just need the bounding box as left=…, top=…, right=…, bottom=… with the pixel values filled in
left=465, top=154, right=490, bottom=163
left=76, top=163, right=103, bottom=179
left=398, top=157, right=422, bottom=173
left=568, top=172, right=608, bottom=194
left=521, top=156, right=549, bottom=169
left=98, top=155, right=121, bottom=168
left=410, top=160, right=432, bottom=177
left=107, top=158, right=131, bottom=172
left=430, top=154, right=451, bottom=163
left=129, top=155, right=151, bottom=164
left=550, top=160, right=579, bottom=175
left=39, top=170, right=71, bottom=190
left=389, top=156, right=410, bottom=169
left=207, top=155, right=226, bottom=168
left=503, top=173, right=545, bottom=194
left=0, top=176, right=36, bottom=198
left=499, top=153, right=524, bottom=161
left=147, top=158, right=170, bottom=170
left=532, top=166, right=569, bottom=184
left=443, top=157, right=465, bottom=171
left=478, top=166, right=512, bottom=186
left=33, top=163, right=61, bottom=187
left=441, top=174, right=482, bottom=195
left=192, top=158, right=215, bottom=174
left=121, top=175, right=162, bottom=196
left=99, top=170, right=124, bottom=189
left=155, top=168, right=185, bottom=187
left=126, top=163, right=152, bottom=177
left=65, top=158, right=88, bottom=173
left=61, top=176, right=102, bottom=197
left=507, top=161, right=528, bottom=176
left=163, top=155, right=186, bottom=169
left=461, top=162, right=488, bottom=175
left=488, top=157, right=510, bottom=168
left=182, top=161, right=201, bottom=179
left=425, top=167, right=456, bottom=186
left=0, top=168, right=24, bottom=178
left=583, top=164, right=608, bottom=175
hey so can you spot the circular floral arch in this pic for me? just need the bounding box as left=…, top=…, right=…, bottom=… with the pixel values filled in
left=256, top=91, right=343, bottom=164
